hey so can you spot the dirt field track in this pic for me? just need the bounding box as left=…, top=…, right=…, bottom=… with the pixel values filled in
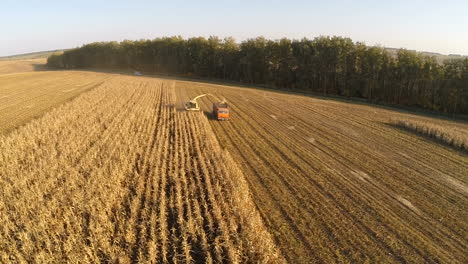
left=0, top=66, right=467, bottom=263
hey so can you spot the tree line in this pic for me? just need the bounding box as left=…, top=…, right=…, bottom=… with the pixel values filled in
left=47, top=36, right=468, bottom=114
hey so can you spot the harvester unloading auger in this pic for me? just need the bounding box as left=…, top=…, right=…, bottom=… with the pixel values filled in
left=185, top=94, right=230, bottom=120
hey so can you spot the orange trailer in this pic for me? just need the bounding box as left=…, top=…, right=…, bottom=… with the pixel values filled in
left=213, top=102, right=230, bottom=120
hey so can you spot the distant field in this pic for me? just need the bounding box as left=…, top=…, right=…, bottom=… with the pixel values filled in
left=385, top=47, right=467, bottom=63
left=0, top=50, right=64, bottom=61
left=0, top=71, right=111, bottom=134
left=0, top=59, right=47, bottom=74
left=0, top=61, right=467, bottom=263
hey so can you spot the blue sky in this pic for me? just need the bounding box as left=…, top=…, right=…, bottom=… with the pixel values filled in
left=1, top=0, right=467, bottom=56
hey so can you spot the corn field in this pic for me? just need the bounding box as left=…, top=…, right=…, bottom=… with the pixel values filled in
left=0, top=77, right=281, bottom=263
left=1, top=64, right=467, bottom=263
left=392, top=118, right=468, bottom=152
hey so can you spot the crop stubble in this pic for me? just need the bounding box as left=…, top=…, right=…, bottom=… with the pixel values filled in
left=177, top=81, right=468, bottom=263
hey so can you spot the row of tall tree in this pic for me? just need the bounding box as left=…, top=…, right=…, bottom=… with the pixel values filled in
left=47, top=36, right=468, bottom=114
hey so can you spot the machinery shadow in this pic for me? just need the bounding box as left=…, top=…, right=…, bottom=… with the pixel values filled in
left=203, top=110, right=217, bottom=120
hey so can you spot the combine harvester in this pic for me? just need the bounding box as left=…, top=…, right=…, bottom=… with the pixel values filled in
left=185, top=94, right=230, bottom=121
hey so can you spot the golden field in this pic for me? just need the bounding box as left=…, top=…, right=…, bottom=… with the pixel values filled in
left=0, top=58, right=46, bottom=74
left=178, top=81, right=468, bottom=263
left=0, top=66, right=111, bottom=134
left=0, top=76, right=281, bottom=263
left=1, top=61, right=467, bottom=263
